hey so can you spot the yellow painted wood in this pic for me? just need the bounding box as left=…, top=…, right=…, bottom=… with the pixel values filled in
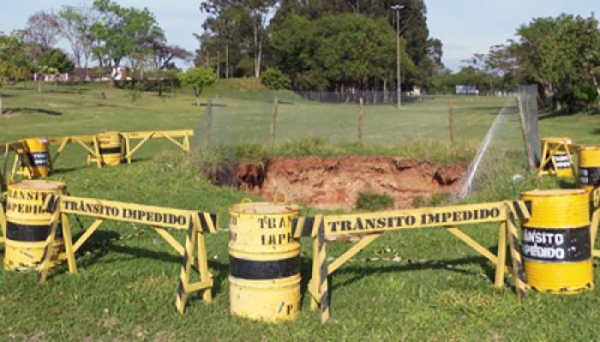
left=591, top=209, right=600, bottom=252
left=0, top=202, right=6, bottom=238
left=323, top=202, right=507, bottom=236
left=154, top=227, right=185, bottom=255
left=327, top=233, right=381, bottom=275
left=183, top=280, right=213, bottom=293
left=495, top=222, right=508, bottom=288
left=125, top=133, right=154, bottom=158
left=194, top=215, right=212, bottom=302
left=176, top=222, right=197, bottom=314
left=61, top=195, right=193, bottom=230
left=447, top=227, right=499, bottom=264
left=60, top=213, right=78, bottom=274
left=72, top=219, right=104, bottom=253
left=38, top=205, right=61, bottom=284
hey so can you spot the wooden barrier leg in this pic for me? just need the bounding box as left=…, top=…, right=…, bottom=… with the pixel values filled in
left=38, top=198, right=61, bottom=284
left=197, top=230, right=212, bottom=302
left=591, top=209, right=600, bottom=257
left=506, top=207, right=527, bottom=299
left=176, top=221, right=198, bottom=314
left=0, top=201, right=6, bottom=239
left=494, top=222, right=508, bottom=288
left=61, top=213, right=78, bottom=274
left=309, top=218, right=321, bottom=310
left=317, top=219, right=330, bottom=324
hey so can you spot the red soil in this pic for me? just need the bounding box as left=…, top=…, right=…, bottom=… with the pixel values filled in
left=236, top=156, right=466, bottom=210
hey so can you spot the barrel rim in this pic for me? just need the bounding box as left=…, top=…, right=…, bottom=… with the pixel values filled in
left=229, top=202, right=301, bottom=215
left=521, top=189, right=586, bottom=197
left=8, top=180, right=66, bottom=190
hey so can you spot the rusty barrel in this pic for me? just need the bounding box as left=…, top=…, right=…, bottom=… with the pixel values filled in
left=228, top=201, right=301, bottom=322
left=4, top=180, right=65, bottom=271
left=97, top=132, right=122, bottom=166
left=520, top=189, right=593, bottom=294
left=19, top=137, right=50, bottom=178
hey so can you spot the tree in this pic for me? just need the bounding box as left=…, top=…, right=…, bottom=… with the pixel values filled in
left=178, top=67, right=217, bottom=107
left=261, top=67, right=291, bottom=90
left=24, top=11, right=60, bottom=55
left=39, top=48, right=75, bottom=74
left=57, top=5, right=96, bottom=78
left=90, top=0, right=165, bottom=74
left=200, top=0, right=277, bottom=78
left=0, top=31, right=32, bottom=80
left=509, top=14, right=600, bottom=110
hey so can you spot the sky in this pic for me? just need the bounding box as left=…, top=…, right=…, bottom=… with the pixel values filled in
left=1, top=0, right=599, bottom=71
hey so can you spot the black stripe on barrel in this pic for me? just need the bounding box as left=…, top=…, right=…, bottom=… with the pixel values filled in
left=6, top=222, right=63, bottom=242
left=229, top=256, right=300, bottom=280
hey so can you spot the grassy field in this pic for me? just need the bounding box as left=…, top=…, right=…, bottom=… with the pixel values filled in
left=0, top=80, right=600, bottom=341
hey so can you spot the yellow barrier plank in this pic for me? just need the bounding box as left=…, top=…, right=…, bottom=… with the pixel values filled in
left=61, top=196, right=195, bottom=230
left=322, top=202, right=507, bottom=236
left=327, top=233, right=382, bottom=275
left=122, top=130, right=193, bottom=139
left=72, top=219, right=104, bottom=253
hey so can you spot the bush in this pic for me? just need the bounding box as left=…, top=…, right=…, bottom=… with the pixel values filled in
left=355, top=191, right=394, bottom=211
left=260, top=67, right=291, bottom=90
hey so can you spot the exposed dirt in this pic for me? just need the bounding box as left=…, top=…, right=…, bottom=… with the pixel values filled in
left=235, top=156, right=466, bottom=210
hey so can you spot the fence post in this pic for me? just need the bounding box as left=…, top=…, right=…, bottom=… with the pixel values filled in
left=0, top=93, right=3, bottom=115
left=358, top=97, right=365, bottom=144
left=270, top=96, right=279, bottom=148
left=448, top=100, right=454, bottom=145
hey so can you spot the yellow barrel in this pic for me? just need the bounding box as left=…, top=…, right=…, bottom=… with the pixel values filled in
left=4, top=180, right=66, bottom=271
left=19, top=137, right=50, bottom=178
left=520, top=189, right=592, bottom=294
left=578, top=146, right=600, bottom=193
left=228, top=202, right=301, bottom=322
left=97, top=132, right=122, bottom=166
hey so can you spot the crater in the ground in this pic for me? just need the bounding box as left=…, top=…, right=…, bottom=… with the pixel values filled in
left=234, top=156, right=466, bottom=210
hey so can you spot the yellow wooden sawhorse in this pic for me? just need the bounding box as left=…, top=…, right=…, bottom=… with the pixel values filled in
left=293, top=201, right=531, bottom=324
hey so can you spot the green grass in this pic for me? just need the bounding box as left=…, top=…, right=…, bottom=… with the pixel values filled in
left=1, top=82, right=600, bottom=340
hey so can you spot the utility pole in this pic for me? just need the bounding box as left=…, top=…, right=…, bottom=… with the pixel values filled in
left=391, top=4, right=404, bottom=110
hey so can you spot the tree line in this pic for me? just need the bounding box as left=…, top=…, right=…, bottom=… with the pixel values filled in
left=0, top=0, right=191, bottom=83
left=435, top=14, right=600, bottom=111
left=197, top=0, right=444, bottom=93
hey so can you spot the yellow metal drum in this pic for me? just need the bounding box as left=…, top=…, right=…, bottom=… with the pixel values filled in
left=19, top=137, right=50, bottom=178
left=97, top=132, right=122, bottom=166
left=520, top=189, right=592, bottom=294
left=578, top=146, right=600, bottom=193
left=4, top=180, right=66, bottom=271
left=229, top=202, right=301, bottom=322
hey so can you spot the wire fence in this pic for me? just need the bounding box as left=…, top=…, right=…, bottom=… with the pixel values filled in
left=194, top=91, right=514, bottom=150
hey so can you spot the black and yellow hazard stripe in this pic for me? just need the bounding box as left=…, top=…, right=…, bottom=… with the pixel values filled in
left=198, top=212, right=218, bottom=233
left=505, top=203, right=528, bottom=298
left=37, top=195, right=61, bottom=284
left=176, top=219, right=196, bottom=314
left=317, top=218, right=330, bottom=323
left=292, top=216, right=318, bottom=238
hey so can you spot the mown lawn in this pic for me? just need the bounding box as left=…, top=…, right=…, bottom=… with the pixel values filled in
left=1, top=81, right=600, bottom=341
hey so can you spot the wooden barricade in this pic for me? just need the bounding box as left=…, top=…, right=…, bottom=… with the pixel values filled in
left=0, top=200, right=5, bottom=245
left=538, top=137, right=578, bottom=177
left=36, top=194, right=218, bottom=314
left=48, top=130, right=193, bottom=168
left=292, top=201, right=531, bottom=324
left=0, top=141, right=39, bottom=186
left=121, top=130, right=192, bottom=164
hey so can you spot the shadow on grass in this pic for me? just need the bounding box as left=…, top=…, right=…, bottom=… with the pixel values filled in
left=328, top=254, right=502, bottom=299
left=539, top=110, right=577, bottom=121
left=8, top=107, right=62, bottom=116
